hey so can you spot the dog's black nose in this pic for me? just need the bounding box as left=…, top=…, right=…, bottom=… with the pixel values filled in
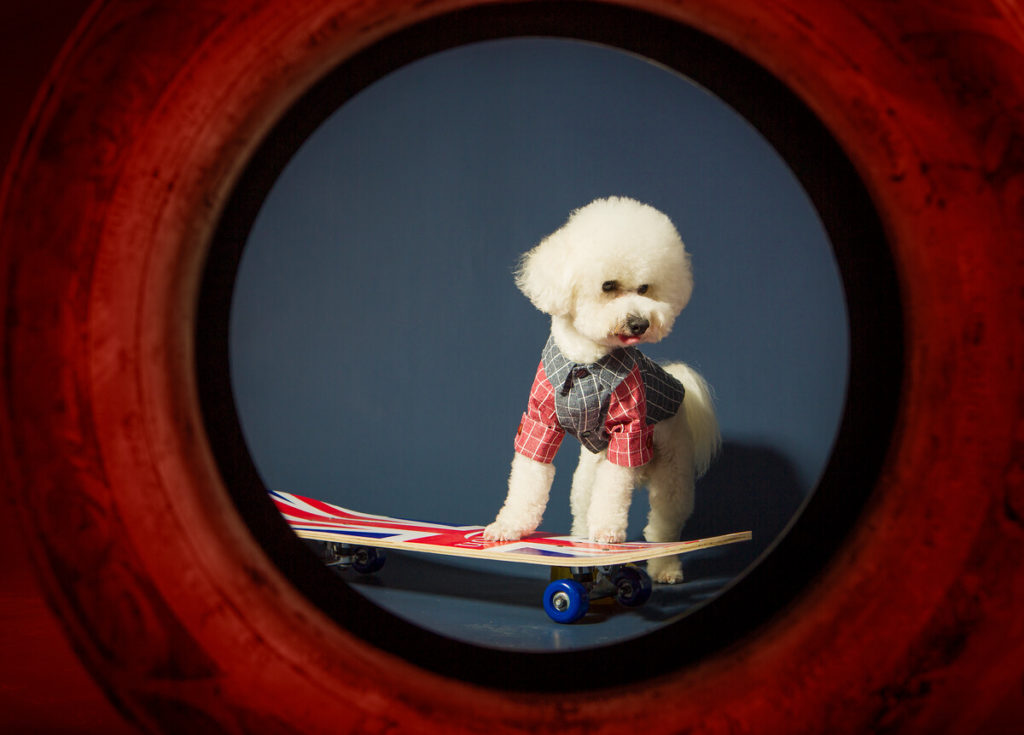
left=626, top=315, right=650, bottom=336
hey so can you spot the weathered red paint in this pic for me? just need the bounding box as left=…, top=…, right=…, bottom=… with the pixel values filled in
left=0, top=0, right=1021, bottom=732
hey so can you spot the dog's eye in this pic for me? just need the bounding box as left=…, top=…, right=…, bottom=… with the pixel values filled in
left=602, top=280, right=619, bottom=293
left=637, top=284, right=649, bottom=295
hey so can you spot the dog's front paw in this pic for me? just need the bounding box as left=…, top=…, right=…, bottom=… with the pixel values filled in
left=590, top=527, right=627, bottom=544
left=483, top=521, right=526, bottom=542
left=647, top=556, right=684, bottom=584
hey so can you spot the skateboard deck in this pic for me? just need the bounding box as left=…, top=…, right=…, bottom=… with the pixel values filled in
left=272, top=490, right=752, bottom=567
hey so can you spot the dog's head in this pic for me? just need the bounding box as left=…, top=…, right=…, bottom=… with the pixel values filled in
left=516, top=197, right=693, bottom=351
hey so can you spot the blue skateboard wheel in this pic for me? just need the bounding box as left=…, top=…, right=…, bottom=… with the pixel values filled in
left=612, top=565, right=653, bottom=607
left=543, top=579, right=589, bottom=623
left=351, top=546, right=386, bottom=574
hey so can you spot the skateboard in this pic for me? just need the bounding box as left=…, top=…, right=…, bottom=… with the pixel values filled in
left=272, top=490, right=751, bottom=623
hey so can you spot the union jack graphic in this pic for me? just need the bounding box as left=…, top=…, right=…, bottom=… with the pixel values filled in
left=271, top=490, right=751, bottom=566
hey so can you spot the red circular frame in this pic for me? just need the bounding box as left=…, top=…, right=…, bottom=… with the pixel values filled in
left=1, top=0, right=1022, bottom=732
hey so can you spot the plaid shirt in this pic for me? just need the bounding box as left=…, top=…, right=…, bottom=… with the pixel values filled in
left=514, top=336, right=684, bottom=468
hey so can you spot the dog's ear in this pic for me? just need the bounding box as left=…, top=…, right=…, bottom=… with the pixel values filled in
left=514, top=231, right=574, bottom=316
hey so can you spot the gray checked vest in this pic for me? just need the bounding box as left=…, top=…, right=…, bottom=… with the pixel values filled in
left=541, top=335, right=685, bottom=454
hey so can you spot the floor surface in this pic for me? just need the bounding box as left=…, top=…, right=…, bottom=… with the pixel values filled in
left=342, top=544, right=746, bottom=651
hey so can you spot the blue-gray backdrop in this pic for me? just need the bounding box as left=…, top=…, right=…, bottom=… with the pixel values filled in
left=229, top=38, right=849, bottom=572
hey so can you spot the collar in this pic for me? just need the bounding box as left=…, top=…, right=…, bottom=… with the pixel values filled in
left=542, top=334, right=637, bottom=395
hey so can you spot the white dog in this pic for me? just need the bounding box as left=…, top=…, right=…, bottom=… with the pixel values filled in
left=483, top=196, right=720, bottom=583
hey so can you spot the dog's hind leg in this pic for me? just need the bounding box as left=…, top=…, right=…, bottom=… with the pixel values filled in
left=643, top=474, right=695, bottom=583
left=643, top=425, right=696, bottom=583
left=569, top=447, right=601, bottom=537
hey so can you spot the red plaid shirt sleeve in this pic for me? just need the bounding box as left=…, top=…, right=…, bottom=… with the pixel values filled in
left=605, top=365, right=654, bottom=467
left=513, top=361, right=564, bottom=463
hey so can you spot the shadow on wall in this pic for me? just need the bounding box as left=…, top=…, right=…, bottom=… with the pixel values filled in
left=685, top=440, right=805, bottom=577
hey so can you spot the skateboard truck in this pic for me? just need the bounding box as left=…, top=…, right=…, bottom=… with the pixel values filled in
left=305, top=540, right=387, bottom=575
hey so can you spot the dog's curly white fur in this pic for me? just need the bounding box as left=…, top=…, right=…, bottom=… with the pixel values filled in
left=483, top=197, right=720, bottom=584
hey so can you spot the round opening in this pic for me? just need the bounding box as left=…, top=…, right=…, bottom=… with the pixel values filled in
left=234, top=36, right=847, bottom=645
left=198, top=3, right=901, bottom=691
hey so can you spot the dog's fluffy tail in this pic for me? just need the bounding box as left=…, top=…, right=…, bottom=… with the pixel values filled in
left=664, top=362, right=721, bottom=477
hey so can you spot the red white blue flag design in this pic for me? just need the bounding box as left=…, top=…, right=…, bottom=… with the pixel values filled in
left=271, top=490, right=750, bottom=566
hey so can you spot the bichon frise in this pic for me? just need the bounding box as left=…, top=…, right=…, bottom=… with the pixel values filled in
left=483, top=196, right=720, bottom=583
